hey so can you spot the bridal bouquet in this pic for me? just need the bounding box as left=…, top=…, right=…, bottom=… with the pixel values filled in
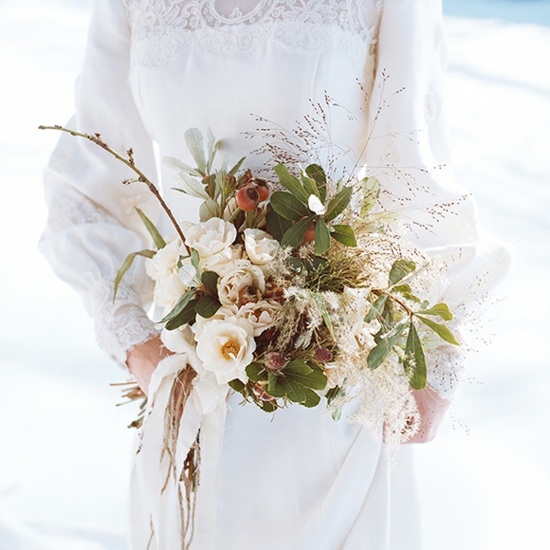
left=40, top=125, right=459, bottom=443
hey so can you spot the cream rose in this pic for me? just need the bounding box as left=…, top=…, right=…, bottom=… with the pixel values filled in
left=236, top=300, right=280, bottom=336
left=243, top=229, right=280, bottom=266
left=145, top=238, right=182, bottom=281
left=195, top=318, right=256, bottom=384
left=217, top=260, right=265, bottom=306
left=184, top=217, right=236, bottom=258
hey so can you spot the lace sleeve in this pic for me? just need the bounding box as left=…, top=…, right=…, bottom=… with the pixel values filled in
left=40, top=0, right=161, bottom=365
left=366, top=0, right=509, bottom=399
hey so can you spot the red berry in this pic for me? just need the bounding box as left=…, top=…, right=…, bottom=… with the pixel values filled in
left=302, top=222, right=315, bottom=243
left=236, top=186, right=260, bottom=211
left=256, top=184, right=270, bottom=202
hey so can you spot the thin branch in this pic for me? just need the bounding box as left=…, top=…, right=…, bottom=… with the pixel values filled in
left=39, top=125, right=189, bottom=252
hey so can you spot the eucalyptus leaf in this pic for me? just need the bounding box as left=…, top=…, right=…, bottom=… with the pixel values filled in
left=163, top=156, right=202, bottom=177
left=416, top=316, right=460, bottom=346
left=393, top=284, right=421, bottom=303
left=175, top=171, right=210, bottom=199
left=314, top=218, right=331, bottom=254
left=270, top=191, right=310, bottom=221
left=135, top=208, right=166, bottom=250
left=195, top=295, right=221, bottom=318
left=404, top=321, right=427, bottom=390
left=305, top=164, right=327, bottom=202
left=419, top=303, right=454, bottom=321
left=388, top=259, right=416, bottom=287
left=229, top=156, right=246, bottom=176
left=185, top=128, right=206, bottom=173
left=114, top=249, right=155, bottom=300
left=274, top=164, right=309, bottom=203
left=206, top=128, right=218, bottom=171
left=330, top=224, right=357, bottom=247
left=281, top=215, right=315, bottom=248
left=325, top=186, right=353, bottom=222
left=199, top=199, right=220, bottom=221
left=364, top=294, right=388, bottom=322
left=190, top=249, right=201, bottom=278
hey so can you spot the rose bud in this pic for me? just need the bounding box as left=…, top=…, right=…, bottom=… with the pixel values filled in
left=314, top=346, right=333, bottom=363
left=236, top=185, right=261, bottom=211
left=266, top=351, right=286, bottom=370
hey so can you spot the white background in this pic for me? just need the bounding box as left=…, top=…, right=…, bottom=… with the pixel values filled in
left=1, top=1, right=549, bottom=548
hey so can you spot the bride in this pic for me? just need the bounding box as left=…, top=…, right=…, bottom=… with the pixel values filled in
left=40, top=1, right=508, bottom=548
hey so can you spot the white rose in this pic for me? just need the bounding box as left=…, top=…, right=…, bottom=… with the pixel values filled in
left=191, top=304, right=237, bottom=340
left=217, top=260, right=265, bottom=306
left=236, top=300, right=280, bottom=336
left=145, top=238, right=182, bottom=281
left=153, top=273, right=187, bottom=311
left=243, top=229, right=280, bottom=266
left=201, top=244, right=243, bottom=274
left=184, top=217, right=236, bottom=258
left=195, top=318, right=256, bottom=384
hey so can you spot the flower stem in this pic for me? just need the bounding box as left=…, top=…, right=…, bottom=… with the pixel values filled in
left=39, top=125, right=189, bottom=252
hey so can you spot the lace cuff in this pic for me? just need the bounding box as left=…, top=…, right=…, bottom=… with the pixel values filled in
left=85, top=279, right=159, bottom=366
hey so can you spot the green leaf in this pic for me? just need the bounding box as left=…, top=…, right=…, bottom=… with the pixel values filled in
left=135, top=208, right=166, bottom=249
left=229, top=156, right=246, bottom=176
left=201, top=271, right=219, bottom=295
left=246, top=362, right=265, bottom=382
left=314, top=217, right=331, bottom=254
left=330, top=224, right=357, bottom=247
left=267, top=372, right=286, bottom=398
left=280, top=215, right=315, bottom=249
left=416, top=316, right=460, bottom=346
left=310, top=292, right=335, bottom=339
left=195, top=295, right=221, bottom=318
left=259, top=400, right=278, bottom=413
left=114, top=249, right=155, bottom=300
left=419, top=303, right=454, bottom=321
left=325, top=186, right=353, bottom=221
left=205, top=127, right=218, bottom=171
left=404, top=321, right=427, bottom=390
left=159, top=290, right=197, bottom=324
left=301, top=387, right=321, bottom=408
left=301, top=171, right=320, bottom=199
left=266, top=206, right=293, bottom=242
left=280, top=377, right=306, bottom=403
left=305, top=164, right=327, bottom=202
left=367, top=322, right=407, bottom=369
left=163, top=156, right=202, bottom=178
left=270, top=191, right=310, bottom=221
left=393, top=284, right=421, bottom=303
left=228, top=379, right=246, bottom=393
left=199, top=199, right=220, bottom=221
left=185, top=128, right=207, bottom=173
left=285, top=361, right=327, bottom=391
left=364, top=294, right=388, bottom=322
left=274, top=164, right=309, bottom=204
left=190, top=249, right=201, bottom=277
left=164, top=298, right=199, bottom=330
left=388, top=259, right=416, bottom=287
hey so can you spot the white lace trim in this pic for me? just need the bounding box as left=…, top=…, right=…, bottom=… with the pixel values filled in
left=86, top=280, right=159, bottom=366
left=123, top=0, right=381, bottom=62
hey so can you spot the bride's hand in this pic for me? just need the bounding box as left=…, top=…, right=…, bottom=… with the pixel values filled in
left=126, top=335, right=172, bottom=396
left=406, top=386, right=450, bottom=444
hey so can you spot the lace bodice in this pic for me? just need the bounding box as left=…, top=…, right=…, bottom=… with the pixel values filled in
left=123, top=0, right=382, bottom=61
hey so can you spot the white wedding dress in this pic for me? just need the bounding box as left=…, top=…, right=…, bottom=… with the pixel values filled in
left=39, top=1, right=508, bottom=548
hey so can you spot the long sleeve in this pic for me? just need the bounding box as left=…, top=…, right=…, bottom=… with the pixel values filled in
left=39, top=0, right=161, bottom=364
left=366, top=0, right=510, bottom=399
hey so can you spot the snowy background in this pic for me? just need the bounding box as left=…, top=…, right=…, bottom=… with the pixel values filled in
left=0, top=0, right=549, bottom=548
